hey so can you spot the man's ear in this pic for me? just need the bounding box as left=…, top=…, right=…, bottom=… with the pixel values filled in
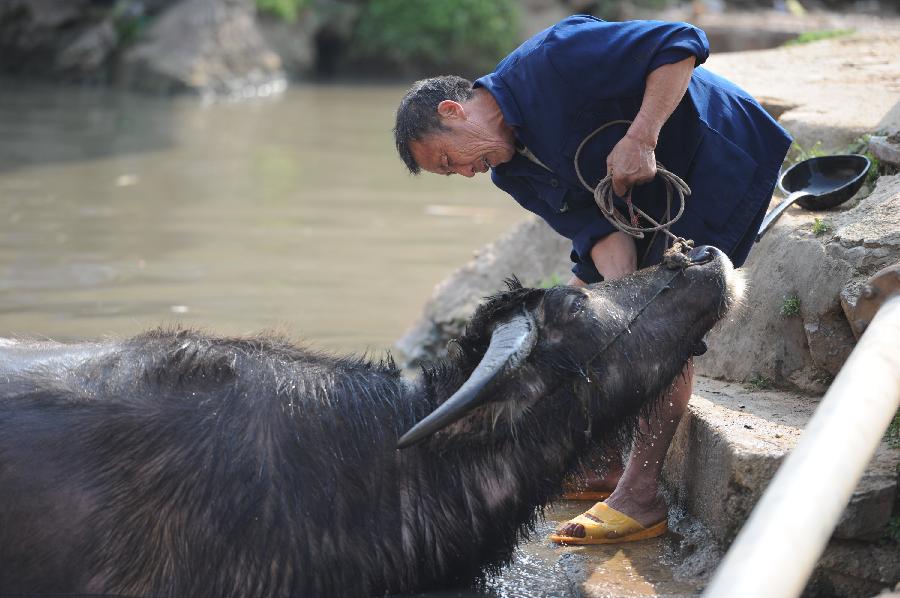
left=437, top=100, right=466, bottom=120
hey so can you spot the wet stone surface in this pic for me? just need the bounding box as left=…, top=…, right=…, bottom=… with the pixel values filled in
left=410, top=501, right=718, bottom=598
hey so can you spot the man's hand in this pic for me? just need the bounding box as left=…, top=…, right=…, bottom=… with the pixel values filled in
left=607, top=56, right=696, bottom=197
left=606, top=134, right=657, bottom=197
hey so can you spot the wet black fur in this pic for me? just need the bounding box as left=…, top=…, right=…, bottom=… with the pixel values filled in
left=0, top=268, right=732, bottom=597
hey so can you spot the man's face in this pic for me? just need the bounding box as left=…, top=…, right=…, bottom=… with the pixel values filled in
left=409, top=100, right=515, bottom=178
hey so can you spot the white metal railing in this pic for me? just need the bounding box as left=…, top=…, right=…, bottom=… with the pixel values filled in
left=703, top=293, right=900, bottom=598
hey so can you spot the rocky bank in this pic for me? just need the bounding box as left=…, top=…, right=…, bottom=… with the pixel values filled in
left=0, top=0, right=285, bottom=97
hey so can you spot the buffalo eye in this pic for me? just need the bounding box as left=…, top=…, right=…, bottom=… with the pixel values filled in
left=562, top=292, right=587, bottom=316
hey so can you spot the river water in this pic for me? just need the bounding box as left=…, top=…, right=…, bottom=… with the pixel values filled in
left=0, top=81, right=525, bottom=353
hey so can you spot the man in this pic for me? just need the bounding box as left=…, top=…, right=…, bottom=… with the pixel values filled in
left=393, top=15, right=791, bottom=544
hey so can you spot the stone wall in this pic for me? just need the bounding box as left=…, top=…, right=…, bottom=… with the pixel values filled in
left=395, top=218, right=571, bottom=368
left=696, top=175, right=900, bottom=391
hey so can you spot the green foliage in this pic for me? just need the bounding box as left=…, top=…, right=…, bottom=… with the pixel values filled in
left=256, top=0, right=309, bottom=23
left=788, top=140, right=826, bottom=164
left=884, top=516, right=900, bottom=545
left=784, top=29, right=854, bottom=46
left=591, top=0, right=670, bottom=20
left=864, top=151, right=882, bottom=187
left=846, top=134, right=871, bottom=154
left=781, top=295, right=801, bottom=317
left=846, top=134, right=883, bottom=188
left=812, top=217, right=830, bottom=236
left=351, top=0, right=520, bottom=76
left=111, top=0, right=149, bottom=45
left=746, top=373, right=774, bottom=391
left=887, top=410, right=900, bottom=450
left=537, top=274, right=565, bottom=289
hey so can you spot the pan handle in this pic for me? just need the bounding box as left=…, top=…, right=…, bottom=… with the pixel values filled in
left=756, top=191, right=815, bottom=242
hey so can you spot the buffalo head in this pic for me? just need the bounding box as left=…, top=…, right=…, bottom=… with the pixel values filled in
left=397, top=244, right=743, bottom=449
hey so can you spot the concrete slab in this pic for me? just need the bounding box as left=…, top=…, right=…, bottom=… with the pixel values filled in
left=703, top=23, right=900, bottom=152
left=664, top=376, right=899, bottom=543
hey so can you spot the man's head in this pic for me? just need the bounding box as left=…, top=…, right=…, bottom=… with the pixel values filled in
left=394, top=76, right=515, bottom=177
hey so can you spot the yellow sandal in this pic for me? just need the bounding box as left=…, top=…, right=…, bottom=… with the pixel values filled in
left=549, top=502, right=667, bottom=545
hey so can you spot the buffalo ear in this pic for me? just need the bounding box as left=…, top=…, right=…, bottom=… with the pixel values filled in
left=397, top=310, right=537, bottom=449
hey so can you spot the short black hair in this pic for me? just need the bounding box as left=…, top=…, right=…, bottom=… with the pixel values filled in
left=393, top=76, right=475, bottom=175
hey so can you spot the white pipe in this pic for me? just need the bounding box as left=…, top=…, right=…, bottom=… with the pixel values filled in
left=703, top=294, right=900, bottom=598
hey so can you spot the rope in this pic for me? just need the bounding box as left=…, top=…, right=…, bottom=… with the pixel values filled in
left=569, top=121, right=698, bottom=439
left=573, top=120, right=692, bottom=245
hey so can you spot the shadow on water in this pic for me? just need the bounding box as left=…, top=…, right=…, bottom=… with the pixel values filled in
left=0, top=81, right=175, bottom=173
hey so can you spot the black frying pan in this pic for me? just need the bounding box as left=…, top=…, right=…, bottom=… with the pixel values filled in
left=756, top=154, right=871, bottom=241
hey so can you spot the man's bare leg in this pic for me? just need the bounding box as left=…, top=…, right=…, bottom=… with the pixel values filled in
left=558, top=232, right=691, bottom=538
left=555, top=362, right=692, bottom=537
left=606, top=361, right=691, bottom=524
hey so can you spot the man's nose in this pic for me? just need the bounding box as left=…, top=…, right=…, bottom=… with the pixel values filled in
left=457, top=164, right=476, bottom=178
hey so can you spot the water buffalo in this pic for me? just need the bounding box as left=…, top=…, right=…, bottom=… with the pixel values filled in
left=0, top=244, right=742, bottom=597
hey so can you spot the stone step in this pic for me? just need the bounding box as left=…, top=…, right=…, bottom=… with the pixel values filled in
left=664, top=376, right=898, bottom=544
left=661, top=375, right=900, bottom=595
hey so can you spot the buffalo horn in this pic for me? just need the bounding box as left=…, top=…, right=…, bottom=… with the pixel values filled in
left=396, top=311, right=537, bottom=449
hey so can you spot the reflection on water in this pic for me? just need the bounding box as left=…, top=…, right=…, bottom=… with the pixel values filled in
left=0, top=81, right=526, bottom=352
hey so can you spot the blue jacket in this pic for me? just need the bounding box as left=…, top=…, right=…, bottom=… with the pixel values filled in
left=475, top=15, right=792, bottom=282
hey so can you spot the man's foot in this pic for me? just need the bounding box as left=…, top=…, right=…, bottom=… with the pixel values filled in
left=554, top=359, right=688, bottom=543
left=551, top=489, right=668, bottom=544
left=549, top=501, right=667, bottom=545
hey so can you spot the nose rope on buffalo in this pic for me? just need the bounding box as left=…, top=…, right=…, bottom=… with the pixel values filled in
left=573, top=119, right=694, bottom=264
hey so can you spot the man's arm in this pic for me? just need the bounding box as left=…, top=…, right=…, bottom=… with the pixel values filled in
left=606, top=56, right=696, bottom=196
left=568, top=231, right=638, bottom=286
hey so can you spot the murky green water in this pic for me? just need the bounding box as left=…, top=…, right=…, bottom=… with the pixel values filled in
left=0, top=81, right=525, bottom=353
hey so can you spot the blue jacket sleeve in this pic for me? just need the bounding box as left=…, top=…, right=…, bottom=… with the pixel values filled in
left=541, top=17, right=710, bottom=99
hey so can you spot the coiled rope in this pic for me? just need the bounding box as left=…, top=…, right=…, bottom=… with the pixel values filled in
left=573, top=119, right=692, bottom=246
